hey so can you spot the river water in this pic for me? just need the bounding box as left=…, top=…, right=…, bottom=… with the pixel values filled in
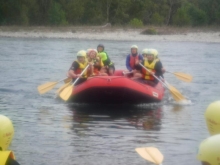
left=0, top=37, right=220, bottom=165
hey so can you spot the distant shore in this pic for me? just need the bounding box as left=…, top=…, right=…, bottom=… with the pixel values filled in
left=0, top=26, right=220, bottom=43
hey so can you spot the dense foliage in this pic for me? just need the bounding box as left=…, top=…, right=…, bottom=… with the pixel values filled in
left=0, top=0, right=220, bottom=26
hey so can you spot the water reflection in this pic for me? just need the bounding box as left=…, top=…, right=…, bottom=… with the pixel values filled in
left=64, top=104, right=163, bottom=136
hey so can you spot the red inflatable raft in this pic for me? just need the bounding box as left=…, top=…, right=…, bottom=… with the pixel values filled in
left=70, top=70, right=165, bottom=104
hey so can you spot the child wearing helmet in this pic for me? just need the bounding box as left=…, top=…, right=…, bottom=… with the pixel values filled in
left=97, top=44, right=115, bottom=76
left=125, top=45, right=143, bottom=74
left=139, top=49, right=163, bottom=86
left=151, top=49, right=166, bottom=75
left=0, top=115, right=20, bottom=165
left=67, top=50, right=92, bottom=85
left=87, top=49, right=108, bottom=76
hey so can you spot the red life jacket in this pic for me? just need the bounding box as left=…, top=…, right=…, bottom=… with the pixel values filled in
left=129, top=54, right=139, bottom=69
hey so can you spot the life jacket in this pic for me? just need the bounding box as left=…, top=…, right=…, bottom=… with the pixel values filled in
left=142, top=60, right=157, bottom=80
left=0, top=151, right=15, bottom=165
left=101, top=51, right=113, bottom=66
left=129, top=54, right=139, bottom=69
left=75, top=61, right=88, bottom=78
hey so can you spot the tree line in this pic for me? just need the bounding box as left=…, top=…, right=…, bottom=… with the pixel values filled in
left=0, top=0, right=220, bottom=26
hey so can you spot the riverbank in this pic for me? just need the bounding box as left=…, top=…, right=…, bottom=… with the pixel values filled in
left=0, top=26, right=220, bottom=43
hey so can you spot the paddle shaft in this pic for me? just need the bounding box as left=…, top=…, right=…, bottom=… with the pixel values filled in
left=71, top=65, right=90, bottom=86
left=123, top=71, right=133, bottom=75
left=139, top=63, right=169, bottom=89
left=39, top=77, right=68, bottom=90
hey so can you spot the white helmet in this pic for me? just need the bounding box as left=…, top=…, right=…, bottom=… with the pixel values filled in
left=142, top=49, right=148, bottom=55
left=131, top=45, right=138, bottom=50
left=151, top=49, right=158, bottom=58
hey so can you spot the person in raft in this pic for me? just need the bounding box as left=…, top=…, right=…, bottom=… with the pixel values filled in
left=97, top=44, right=115, bottom=76
left=67, top=50, right=92, bottom=85
left=133, top=49, right=163, bottom=86
left=87, top=49, right=108, bottom=76
left=0, top=115, right=20, bottom=165
left=125, top=45, right=143, bottom=76
left=151, top=49, right=166, bottom=75
left=197, top=101, right=220, bottom=165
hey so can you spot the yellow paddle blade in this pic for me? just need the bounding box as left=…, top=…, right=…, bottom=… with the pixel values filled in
left=135, top=147, right=164, bottom=165
left=37, top=82, right=58, bottom=94
left=64, top=77, right=72, bottom=84
left=56, top=82, right=71, bottom=94
left=59, top=85, right=73, bottom=101
left=168, top=84, right=186, bottom=102
left=173, top=72, right=193, bottom=82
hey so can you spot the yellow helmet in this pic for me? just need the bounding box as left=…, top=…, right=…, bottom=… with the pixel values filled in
left=76, top=50, right=86, bottom=58
left=0, top=115, right=14, bottom=151
left=197, top=134, right=220, bottom=165
left=151, top=49, right=158, bottom=58
left=131, top=45, right=138, bottom=50
left=205, top=101, right=220, bottom=135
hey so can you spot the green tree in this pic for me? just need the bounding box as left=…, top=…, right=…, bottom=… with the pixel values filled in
left=48, top=1, right=67, bottom=25
left=19, top=4, right=29, bottom=25
left=188, top=4, right=208, bottom=26
left=110, top=0, right=131, bottom=25
left=173, top=5, right=190, bottom=26
left=151, top=12, right=164, bottom=25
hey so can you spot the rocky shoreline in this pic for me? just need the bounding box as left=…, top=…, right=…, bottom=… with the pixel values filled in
left=0, top=26, right=220, bottom=43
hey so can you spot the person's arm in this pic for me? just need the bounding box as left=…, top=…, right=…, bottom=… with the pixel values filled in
left=135, top=55, right=143, bottom=71
left=154, top=61, right=163, bottom=78
left=126, top=55, right=132, bottom=71
left=67, top=61, right=79, bottom=78
left=157, top=60, right=166, bottom=74
left=139, top=54, right=144, bottom=63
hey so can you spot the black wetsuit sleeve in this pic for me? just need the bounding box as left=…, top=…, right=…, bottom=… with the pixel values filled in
left=158, top=60, right=163, bottom=68
left=69, top=61, right=79, bottom=72
left=154, top=61, right=163, bottom=79
left=6, top=157, right=20, bottom=165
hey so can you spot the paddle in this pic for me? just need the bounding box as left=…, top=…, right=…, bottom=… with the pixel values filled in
left=38, top=77, right=70, bottom=94
left=166, top=71, right=192, bottom=82
left=59, top=65, right=90, bottom=101
left=139, top=63, right=186, bottom=102
left=56, top=81, right=72, bottom=94
left=64, top=77, right=72, bottom=83
left=135, top=147, right=164, bottom=165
